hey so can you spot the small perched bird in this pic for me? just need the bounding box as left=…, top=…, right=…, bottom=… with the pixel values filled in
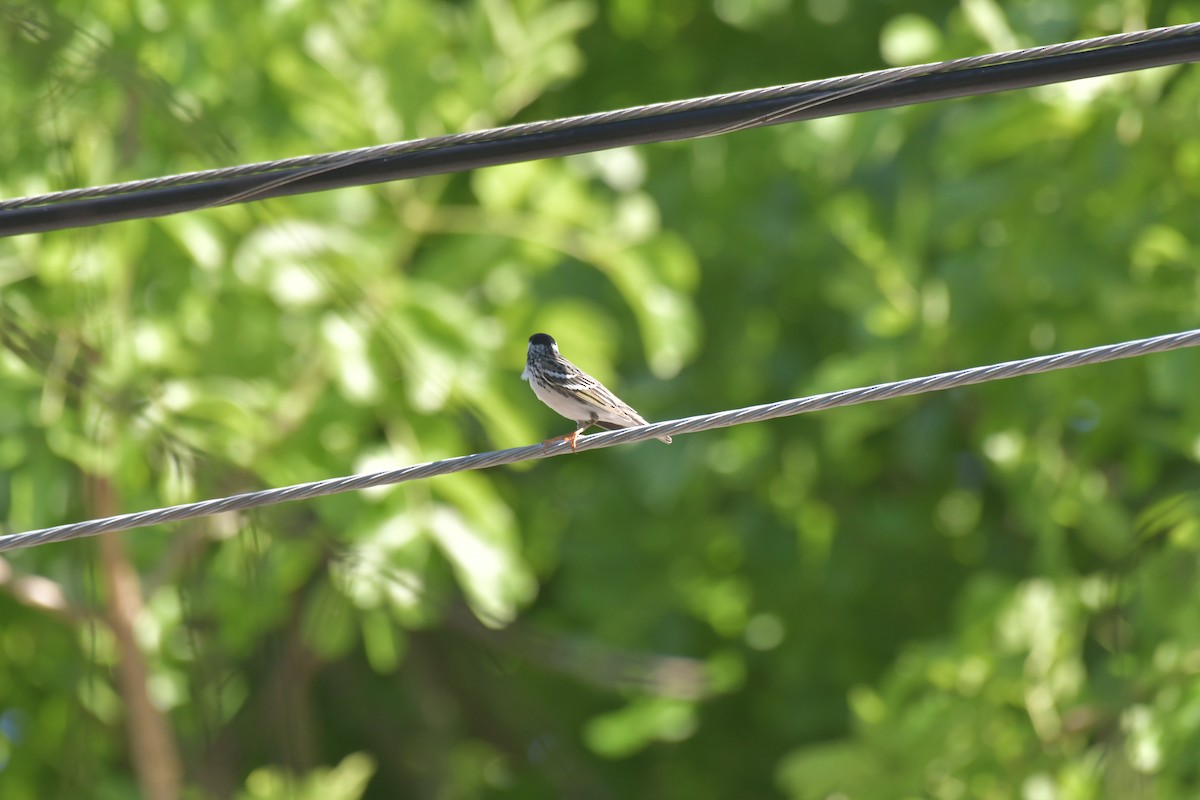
left=522, top=332, right=672, bottom=452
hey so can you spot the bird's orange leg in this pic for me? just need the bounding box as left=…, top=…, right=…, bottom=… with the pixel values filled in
left=542, top=418, right=598, bottom=453
left=541, top=429, right=582, bottom=453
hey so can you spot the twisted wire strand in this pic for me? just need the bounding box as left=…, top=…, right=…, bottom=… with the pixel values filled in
left=1, top=22, right=1197, bottom=213
left=2, top=328, right=1197, bottom=553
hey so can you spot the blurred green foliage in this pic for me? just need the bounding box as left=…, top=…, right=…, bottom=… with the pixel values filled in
left=2, top=0, right=1200, bottom=797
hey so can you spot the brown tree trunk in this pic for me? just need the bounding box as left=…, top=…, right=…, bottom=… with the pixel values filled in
left=90, top=475, right=184, bottom=800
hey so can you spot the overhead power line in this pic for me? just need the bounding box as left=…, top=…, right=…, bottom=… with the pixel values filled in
left=1, top=24, right=1198, bottom=236
left=1, top=328, right=1197, bottom=553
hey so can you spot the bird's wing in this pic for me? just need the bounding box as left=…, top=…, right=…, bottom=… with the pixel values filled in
left=570, top=374, right=649, bottom=427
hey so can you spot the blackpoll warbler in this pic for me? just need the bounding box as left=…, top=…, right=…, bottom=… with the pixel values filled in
left=522, top=333, right=672, bottom=452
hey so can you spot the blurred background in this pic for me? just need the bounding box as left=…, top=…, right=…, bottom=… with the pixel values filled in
left=2, top=1, right=1200, bottom=797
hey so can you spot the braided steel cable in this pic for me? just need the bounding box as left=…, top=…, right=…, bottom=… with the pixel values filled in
left=2, top=328, right=1197, bottom=553
left=2, top=23, right=1198, bottom=235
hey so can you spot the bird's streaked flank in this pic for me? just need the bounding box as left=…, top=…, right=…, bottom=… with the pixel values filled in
left=522, top=333, right=672, bottom=452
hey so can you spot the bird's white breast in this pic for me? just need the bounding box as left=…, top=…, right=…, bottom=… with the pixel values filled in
left=529, top=376, right=593, bottom=421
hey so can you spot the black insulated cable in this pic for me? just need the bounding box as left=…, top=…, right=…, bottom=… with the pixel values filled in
left=1, top=30, right=1198, bottom=237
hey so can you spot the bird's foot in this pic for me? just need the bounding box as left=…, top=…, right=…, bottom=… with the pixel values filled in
left=542, top=430, right=583, bottom=453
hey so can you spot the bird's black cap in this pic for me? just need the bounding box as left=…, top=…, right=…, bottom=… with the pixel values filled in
left=529, top=333, right=556, bottom=347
